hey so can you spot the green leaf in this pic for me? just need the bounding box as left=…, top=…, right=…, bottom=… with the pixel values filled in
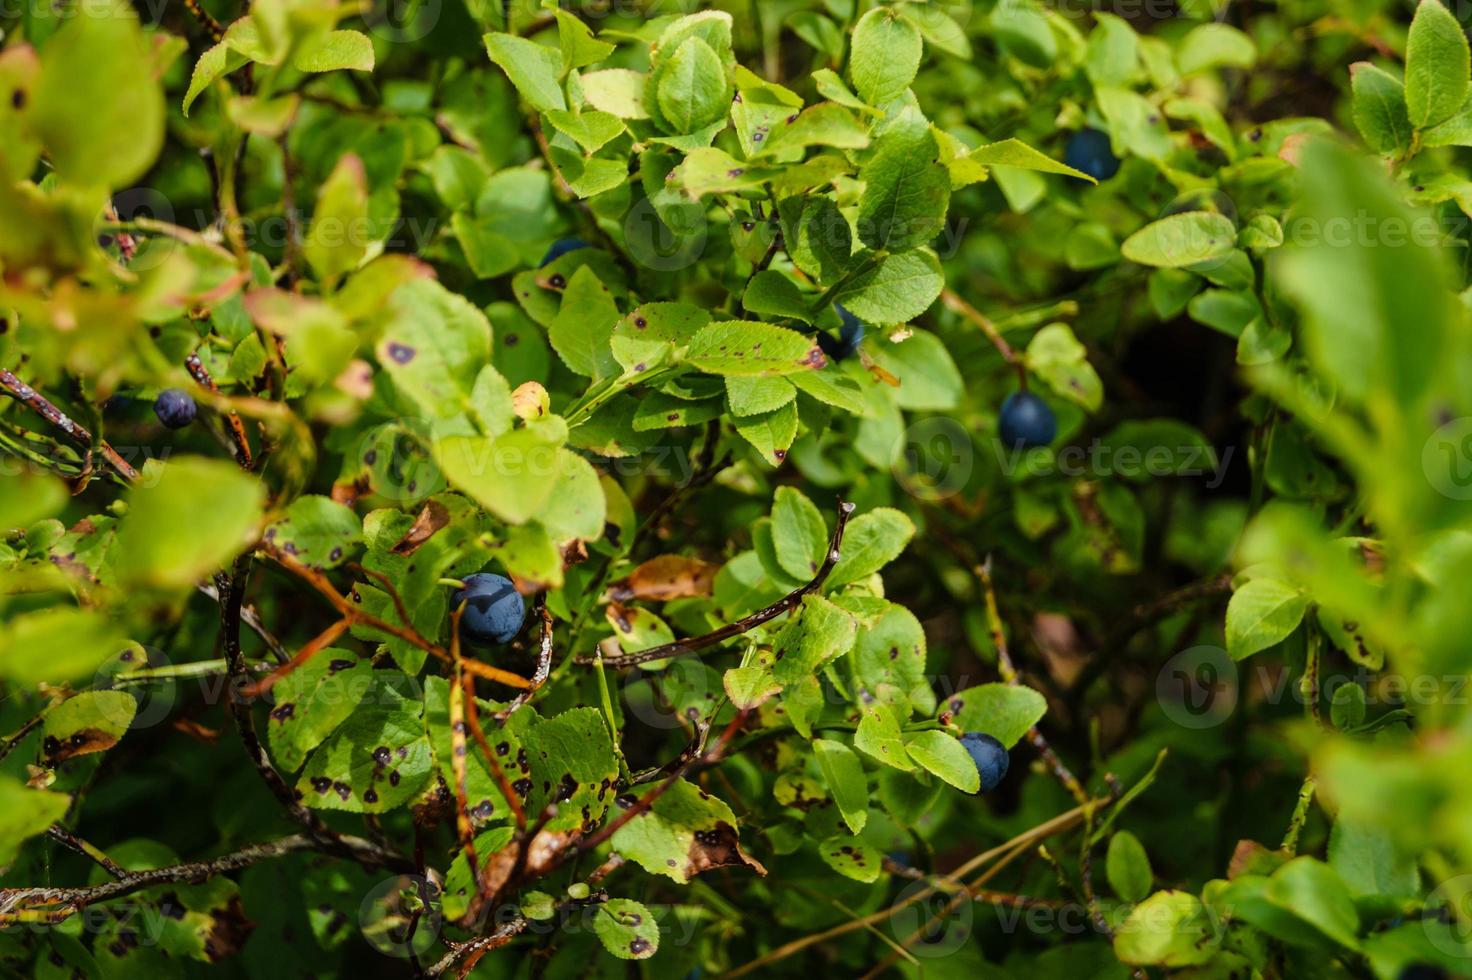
left=818, top=836, right=884, bottom=883
left=904, top=731, right=980, bottom=793
left=771, top=594, right=858, bottom=685
left=1405, top=0, right=1470, bottom=129
left=1121, top=212, right=1237, bottom=268
left=518, top=707, right=618, bottom=831
left=264, top=496, right=361, bottom=570
left=812, top=738, right=868, bottom=833
left=1261, top=857, right=1362, bottom=949
left=0, top=608, right=126, bottom=687
left=32, top=0, right=164, bottom=189
left=434, top=426, right=562, bottom=526
left=1099, top=419, right=1218, bottom=480
left=1328, top=815, right=1420, bottom=900
left=580, top=68, right=651, bottom=119
left=549, top=266, right=621, bottom=378
left=857, top=129, right=951, bottom=252
left=1176, top=23, right=1256, bottom=75
left=853, top=603, right=933, bottom=715
left=654, top=37, right=730, bottom=134
left=610, top=302, right=711, bottom=372
left=967, top=138, right=1094, bottom=183
left=827, top=507, right=915, bottom=589
left=594, top=899, right=659, bottom=960
left=183, top=43, right=246, bottom=116
left=742, top=271, right=812, bottom=323
left=543, top=108, right=625, bottom=153
left=376, top=278, right=495, bottom=424
left=484, top=33, right=566, bottom=112
left=611, top=778, right=764, bottom=882
left=849, top=7, right=923, bottom=105
left=941, top=683, right=1046, bottom=747
left=854, top=702, right=913, bottom=770
left=733, top=401, right=800, bottom=465
left=771, top=486, right=828, bottom=581
left=1106, top=831, right=1154, bottom=903
left=1350, top=63, right=1413, bottom=156
left=726, top=375, right=796, bottom=418
left=0, top=776, right=70, bottom=869
left=1114, top=891, right=1220, bottom=966
left=1025, top=323, right=1104, bottom=412
left=1225, top=577, right=1309, bottom=660
left=685, top=321, right=826, bottom=376
left=780, top=196, right=853, bottom=283
left=115, top=458, right=264, bottom=591
left=304, top=153, right=370, bottom=290
left=297, top=688, right=433, bottom=813
left=294, top=30, right=375, bottom=73
left=0, top=470, right=67, bottom=532
left=1086, top=13, right=1139, bottom=87
left=835, top=250, right=944, bottom=324
left=43, top=690, right=136, bottom=764
left=267, top=654, right=372, bottom=772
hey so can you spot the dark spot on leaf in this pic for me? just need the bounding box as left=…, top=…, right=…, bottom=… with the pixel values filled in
left=386, top=342, right=415, bottom=364
left=363, top=788, right=378, bottom=804
left=12, top=89, right=26, bottom=110
left=329, top=659, right=353, bottom=672
left=269, top=703, right=295, bottom=722
left=549, top=273, right=566, bottom=289
left=311, top=777, right=332, bottom=794
left=505, top=332, right=519, bottom=346
left=333, top=781, right=351, bottom=801
left=373, top=746, right=391, bottom=766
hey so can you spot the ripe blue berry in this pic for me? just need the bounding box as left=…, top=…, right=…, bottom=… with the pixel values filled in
left=818, top=304, right=865, bottom=362
left=959, top=732, right=1010, bottom=793
left=1064, top=128, right=1120, bottom=182
left=451, top=572, right=526, bottom=646
left=539, top=237, right=590, bottom=267
left=998, top=391, right=1056, bottom=449
left=153, top=388, right=197, bottom=429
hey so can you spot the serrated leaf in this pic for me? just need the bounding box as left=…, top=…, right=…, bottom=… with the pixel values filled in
left=771, top=486, right=828, bottom=581
left=294, top=30, right=374, bottom=73
left=812, top=738, right=868, bottom=833
left=1122, top=212, right=1237, bottom=268
left=827, top=508, right=915, bottom=589
left=1405, top=0, right=1470, bottom=129
left=43, top=690, right=136, bottom=764
left=1026, top=323, right=1103, bottom=411
left=519, top=707, right=618, bottom=831
left=968, top=138, right=1094, bottom=182
left=266, top=655, right=373, bottom=772
left=854, top=702, right=913, bottom=770
left=818, top=836, right=884, bottom=882
left=686, top=321, right=826, bottom=376
left=771, top=594, right=858, bottom=685
left=484, top=33, right=566, bottom=112
left=835, top=250, right=944, bottom=324
left=611, top=778, right=765, bottom=882
left=940, top=683, right=1046, bottom=747
left=858, top=129, right=951, bottom=251
left=904, top=731, right=980, bottom=793
left=1226, top=578, right=1309, bottom=660
left=594, top=899, right=659, bottom=959
left=849, top=7, right=922, bottom=105
left=549, top=266, right=621, bottom=378
left=1350, top=63, right=1413, bottom=156
left=655, top=37, right=730, bottom=134
left=297, top=689, right=433, bottom=813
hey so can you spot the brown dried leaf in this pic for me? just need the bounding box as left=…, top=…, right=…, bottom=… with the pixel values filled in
left=391, top=499, right=450, bottom=556
left=605, top=555, right=719, bottom=603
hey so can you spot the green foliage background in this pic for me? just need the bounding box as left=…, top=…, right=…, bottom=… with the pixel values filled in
left=2, top=0, right=1472, bottom=976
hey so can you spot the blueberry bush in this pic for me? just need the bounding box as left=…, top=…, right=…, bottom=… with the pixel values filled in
left=2, top=0, right=1472, bottom=976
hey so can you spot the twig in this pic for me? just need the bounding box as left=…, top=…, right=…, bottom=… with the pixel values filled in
left=425, top=915, right=528, bottom=977
left=0, top=369, right=138, bottom=482
left=240, top=617, right=350, bottom=697
left=0, top=714, right=43, bottom=765
left=185, top=352, right=253, bottom=468
left=493, top=600, right=553, bottom=722
left=976, top=559, right=1089, bottom=805
left=1281, top=773, right=1317, bottom=855
left=448, top=610, right=481, bottom=885
left=0, top=833, right=387, bottom=925
left=45, top=827, right=126, bottom=880
left=722, top=798, right=1107, bottom=978
left=216, top=559, right=411, bottom=871
left=940, top=288, right=1027, bottom=384
left=582, top=501, right=855, bottom=668
left=197, top=583, right=289, bottom=663
left=180, top=0, right=225, bottom=42
left=263, top=549, right=531, bottom=690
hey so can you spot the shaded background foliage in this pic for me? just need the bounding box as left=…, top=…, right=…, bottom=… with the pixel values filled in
left=2, top=0, right=1472, bottom=977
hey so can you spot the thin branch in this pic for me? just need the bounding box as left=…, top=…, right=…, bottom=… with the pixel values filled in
left=582, top=501, right=855, bottom=668
left=493, top=599, right=553, bottom=722
left=197, top=582, right=290, bottom=663
left=976, top=559, right=1089, bottom=805
left=185, top=351, right=253, bottom=468
left=425, top=915, right=528, bottom=978
left=0, top=834, right=360, bottom=925
left=940, top=288, right=1026, bottom=384
left=0, top=369, right=138, bottom=482
left=0, top=714, right=43, bottom=765
left=180, top=0, right=225, bottom=42
left=45, top=827, right=126, bottom=880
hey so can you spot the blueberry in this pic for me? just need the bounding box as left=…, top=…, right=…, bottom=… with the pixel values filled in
left=451, top=572, right=526, bottom=646
left=817, top=304, right=865, bottom=362
left=539, top=237, right=590, bottom=267
left=1064, top=128, right=1120, bottom=182
left=959, top=732, right=1009, bottom=793
left=152, top=388, right=197, bottom=429
left=998, top=391, right=1056, bottom=449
